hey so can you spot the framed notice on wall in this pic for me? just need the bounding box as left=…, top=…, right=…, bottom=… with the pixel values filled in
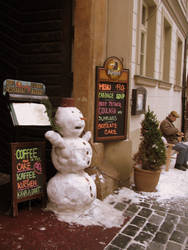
left=11, top=141, right=46, bottom=216
left=94, top=57, right=129, bottom=142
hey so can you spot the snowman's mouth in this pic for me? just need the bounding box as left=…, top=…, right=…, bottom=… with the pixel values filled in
left=75, top=126, right=82, bottom=129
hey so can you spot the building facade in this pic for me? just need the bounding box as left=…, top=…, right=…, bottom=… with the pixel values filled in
left=0, top=0, right=187, bottom=198
left=73, top=0, right=188, bottom=196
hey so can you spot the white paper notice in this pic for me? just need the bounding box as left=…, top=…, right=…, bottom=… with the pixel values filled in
left=12, top=103, right=51, bottom=126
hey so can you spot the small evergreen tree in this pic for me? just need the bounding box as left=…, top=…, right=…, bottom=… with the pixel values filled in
left=133, top=107, right=166, bottom=171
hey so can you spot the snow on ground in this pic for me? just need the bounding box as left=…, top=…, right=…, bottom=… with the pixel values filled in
left=106, top=167, right=188, bottom=206
left=143, top=168, right=188, bottom=202
left=49, top=167, right=188, bottom=228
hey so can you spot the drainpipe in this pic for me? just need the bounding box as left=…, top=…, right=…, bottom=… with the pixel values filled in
left=181, top=36, right=187, bottom=134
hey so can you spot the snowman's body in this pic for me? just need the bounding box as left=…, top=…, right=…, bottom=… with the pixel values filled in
left=45, top=106, right=96, bottom=214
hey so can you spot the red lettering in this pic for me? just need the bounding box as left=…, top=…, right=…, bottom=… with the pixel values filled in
left=104, top=129, right=118, bottom=135
left=17, top=179, right=38, bottom=190
left=115, top=84, right=125, bottom=91
left=17, top=160, right=31, bottom=172
left=99, top=83, right=111, bottom=91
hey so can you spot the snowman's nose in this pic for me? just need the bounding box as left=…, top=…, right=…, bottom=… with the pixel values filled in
left=81, top=117, right=86, bottom=121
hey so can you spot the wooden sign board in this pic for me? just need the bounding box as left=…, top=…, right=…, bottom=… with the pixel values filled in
left=94, top=57, right=129, bottom=142
left=11, top=141, right=46, bottom=216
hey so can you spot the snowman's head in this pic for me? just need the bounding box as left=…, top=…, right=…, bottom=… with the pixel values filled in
left=55, top=107, right=85, bottom=137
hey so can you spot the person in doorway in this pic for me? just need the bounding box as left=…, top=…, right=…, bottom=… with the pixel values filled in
left=160, top=110, right=188, bottom=171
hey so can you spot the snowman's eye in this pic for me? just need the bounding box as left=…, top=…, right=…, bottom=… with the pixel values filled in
left=83, top=142, right=86, bottom=145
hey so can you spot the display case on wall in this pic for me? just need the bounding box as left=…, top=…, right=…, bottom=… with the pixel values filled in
left=131, top=87, right=147, bottom=115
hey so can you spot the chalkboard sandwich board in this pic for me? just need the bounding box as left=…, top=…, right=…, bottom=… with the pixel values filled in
left=94, top=56, right=129, bottom=142
left=11, top=141, right=46, bottom=216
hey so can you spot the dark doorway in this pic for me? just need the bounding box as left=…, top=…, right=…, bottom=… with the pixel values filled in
left=0, top=0, right=73, bottom=99
left=0, top=1, right=73, bottom=178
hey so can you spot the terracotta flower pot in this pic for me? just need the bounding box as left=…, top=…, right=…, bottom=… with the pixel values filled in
left=133, top=166, right=161, bottom=192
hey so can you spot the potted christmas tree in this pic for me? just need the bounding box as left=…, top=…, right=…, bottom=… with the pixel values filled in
left=133, top=107, right=166, bottom=192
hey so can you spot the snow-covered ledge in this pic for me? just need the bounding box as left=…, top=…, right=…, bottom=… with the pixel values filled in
left=134, top=75, right=172, bottom=90
left=174, top=84, right=182, bottom=92
left=134, top=75, right=157, bottom=88
left=158, top=80, right=172, bottom=90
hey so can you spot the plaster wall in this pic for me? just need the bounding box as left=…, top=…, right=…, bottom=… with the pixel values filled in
left=73, top=0, right=134, bottom=196
left=103, top=0, right=134, bottom=185
left=130, top=0, right=186, bottom=155
left=73, top=0, right=107, bottom=166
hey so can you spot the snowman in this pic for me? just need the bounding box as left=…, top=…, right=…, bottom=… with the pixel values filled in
left=45, top=98, right=96, bottom=215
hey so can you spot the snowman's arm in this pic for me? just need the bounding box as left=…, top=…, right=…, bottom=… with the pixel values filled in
left=45, top=131, right=65, bottom=148
left=82, top=131, right=92, bottom=142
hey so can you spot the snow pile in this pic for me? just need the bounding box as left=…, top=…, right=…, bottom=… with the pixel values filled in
left=55, top=198, right=125, bottom=228
left=139, top=168, right=188, bottom=202
left=51, top=168, right=188, bottom=228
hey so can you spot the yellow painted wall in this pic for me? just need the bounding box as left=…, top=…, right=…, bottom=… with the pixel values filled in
left=73, top=0, right=134, bottom=197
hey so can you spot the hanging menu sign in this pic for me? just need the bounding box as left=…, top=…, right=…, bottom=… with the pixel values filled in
left=94, top=57, right=129, bottom=142
left=11, top=141, right=46, bottom=216
left=3, top=79, right=45, bottom=96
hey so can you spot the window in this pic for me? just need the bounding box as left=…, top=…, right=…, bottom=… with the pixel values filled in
left=139, top=1, right=157, bottom=78
left=140, top=32, right=146, bottom=75
left=139, top=2, right=148, bottom=76
left=175, top=37, right=183, bottom=85
left=161, top=17, right=172, bottom=82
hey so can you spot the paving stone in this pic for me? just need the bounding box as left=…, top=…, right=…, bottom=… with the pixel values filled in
left=121, top=198, right=132, bottom=204
left=109, top=201, right=116, bottom=205
left=127, top=204, right=141, bottom=213
left=155, top=210, right=166, bottom=217
left=121, top=224, right=140, bottom=236
left=114, top=202, right=127, bottom=211
left=180, top=216, right=188, bottom=225
left=138, top=208, right=152, bottom=218
left=134, top=231, right=153, bottom=244
left=151, top=203, right=167, bottom=212
left=111, top=233, right=131, bottom=248
left=165, top=214, right=179, bottom=224
left=149, top=214, right=164, bottom=225
left=143, top=223, right=158, bottom=234
left=139, top=202, right=151, bottom=208
left=166, top=241, right=182, bottom=250
left=176, top=223, right=188, bottom=233
left=130, top=216, right=146, bottom=227
left=185, top=210, right=188, bottom=217
left=153, top=231, right=168, bottom=244
left=169, top=230, right=186, bottom=244
left=168, top=209, right=184, bottom=216
left=160, top=221, right=174, bottom=233
left=127, top=243, right=145, bottom=250
left=147, top=241, right=165, bottom=250
left=123, top=210, right=135, bottom=219
left=105, top=244, right=120, bottom=250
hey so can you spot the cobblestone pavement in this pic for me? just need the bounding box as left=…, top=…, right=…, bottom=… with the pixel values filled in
left=105, top=196, right=188, bottom=250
